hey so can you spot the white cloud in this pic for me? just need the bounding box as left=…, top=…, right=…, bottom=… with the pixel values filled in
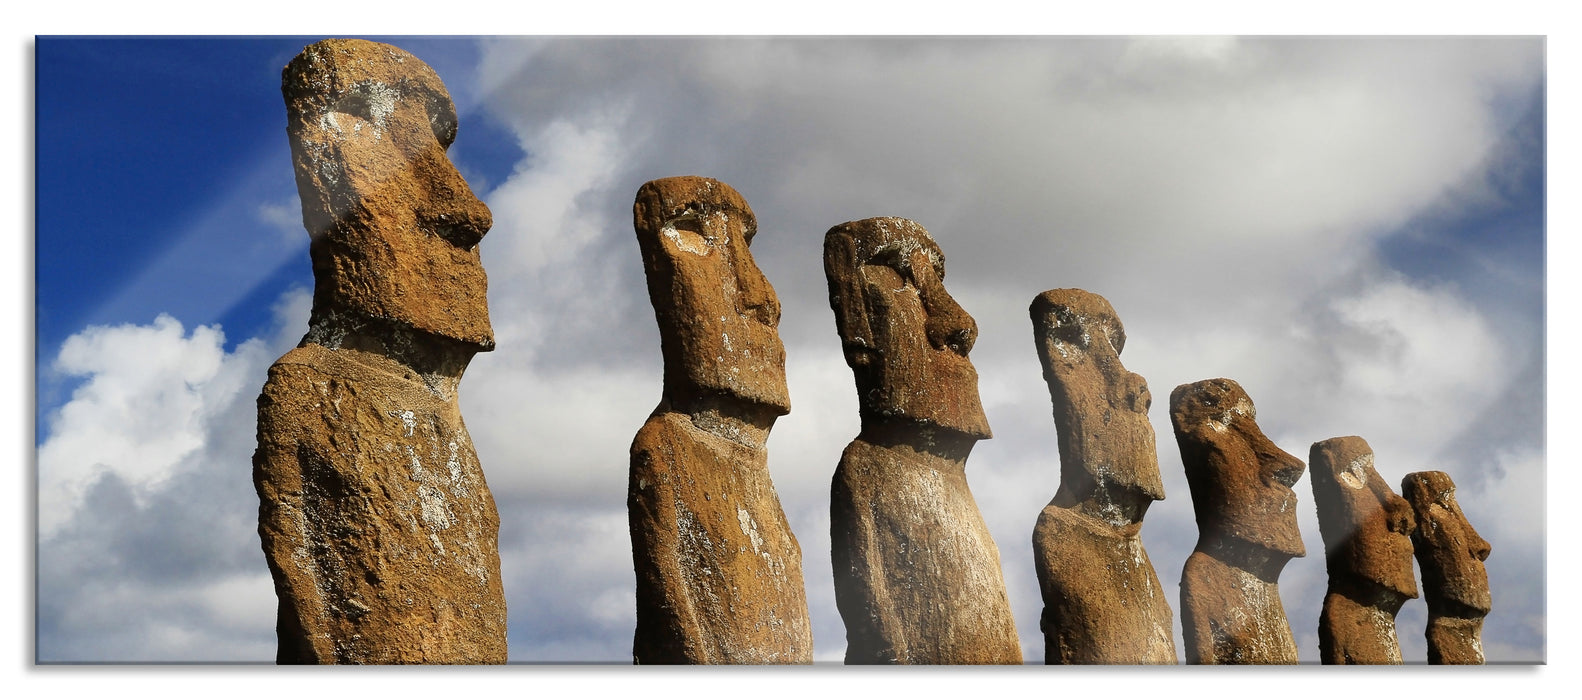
left=38, top=314, right=268, bottom=535
left=37, top=289, right=310, bottom=661
left=459, top=36, right=1542, bottom=663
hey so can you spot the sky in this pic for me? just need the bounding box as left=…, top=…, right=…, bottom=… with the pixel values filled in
left=28, top=33, right=1555, bottom=672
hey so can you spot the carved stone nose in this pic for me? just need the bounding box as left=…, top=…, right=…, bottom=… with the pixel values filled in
left=739, top=256, right=781, bottom=326
left=1471, top=536, right=1492, bottom=562
left=1268, top=450, right=1305, bottom=489
left=1123, top=372, right=1151, bottom=413
left=417, top=151, right=492, bottom=250
left=924, top=286, right=976, bottom=356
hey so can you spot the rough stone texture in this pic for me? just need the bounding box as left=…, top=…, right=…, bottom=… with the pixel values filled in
left=1402, top=470, right=1492, bottom=664
left=1309, top=436, right=1418, bottom=665
left=254, top=39, right=506, bottom=664
left=1170, top=378, right=1305, bottom=664
left=1030, top=289, right=1175, bottom=664
left=628, top=176, right=812, bottom=664
left=824, top=218, right=1020, bottom=665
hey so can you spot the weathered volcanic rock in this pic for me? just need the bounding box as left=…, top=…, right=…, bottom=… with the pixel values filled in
left=253, top=39, right=506, bottom=664
left=1030, top=289, right=1175, bottom=664
left=627, top=176, right=812, bottom=664
left=1309, top=436, right=1418, bottom=665
left=824, top=218, right=1020, bottom=665
left=1170, top=378, right=1305, bottom=664
left=1402, top=470, right=1492, bottom=664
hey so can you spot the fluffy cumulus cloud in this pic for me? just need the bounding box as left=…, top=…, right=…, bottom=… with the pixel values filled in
left=36, top=290, right=310, bottom=662
left=35, top=36, right=1545, bottom=663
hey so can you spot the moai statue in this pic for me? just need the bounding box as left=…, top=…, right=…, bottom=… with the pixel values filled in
left=1030, top=289, right=1175, bottom=664
left=1402, top=471, right=1492, bottom=664
left=627, top=176, right=812, bottom=664
left=824, top=217, right=1021, bottom=665
left=1309, top=436, right=1418, bottom=664
left=253, top=39, right=506, bottom=664
left=1170, top=378, right=1306, bottom=664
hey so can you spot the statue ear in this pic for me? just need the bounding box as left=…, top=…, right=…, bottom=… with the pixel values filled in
left=824, top=229, right=874, bottom=365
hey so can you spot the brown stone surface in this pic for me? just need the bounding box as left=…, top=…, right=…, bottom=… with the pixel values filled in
left=1309, top=436, right=1417, bottom=665
left=824, top=218, right=1020, bottom=665
left=254, top=39, right=506, bottom=664
left=1030, top=289, right=1175, bottom=664
left=1402, top=470, right=1491, bottom=664
left=1170, top=378, right=1305, bottom=664
left=282, top=39, right=494, bottom=351
left=628, top=176, right=812, bottom=664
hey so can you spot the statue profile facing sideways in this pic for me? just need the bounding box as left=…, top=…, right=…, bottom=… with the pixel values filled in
left=1171, top=378, right=1305, bottom=664
left=254, top=38, right=506, bottom=664
left=824, top=217, right=1020, bottom=665
left=627, top=176, right=812, bottom=664
left=1402, top=470, right=1492, bottom=664
left=1310, top=436, right=1418, bottom=665
left=1029, top=289, right=1175, bottom=664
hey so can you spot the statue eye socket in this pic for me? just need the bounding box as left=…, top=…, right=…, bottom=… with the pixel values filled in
left=425, top=92, right=458, bottom=147
left=1044, top=308, right=1087, bottom=347
left=332, top=92, right=374, bottom=121
left=868, top=248, right=915, bottom=285
left=661, top=216, right=712, bottom=254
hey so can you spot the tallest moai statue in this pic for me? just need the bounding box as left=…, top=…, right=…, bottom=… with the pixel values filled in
left=253, top=39, right=507, bottom=664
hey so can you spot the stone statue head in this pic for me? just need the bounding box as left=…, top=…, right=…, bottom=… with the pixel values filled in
left=1309, top=436, right=1418, bottom=600
left=634, top=176, right=790, bottom=415
left=1402, top=471, right=1491, bottom=615
left=1031, top=289, right=1163, bottom=521
left=1170, top=378, right=1306, bottom=560
left=283, top=38, right=494, bottom=350
left=823, top=217, right=990, bottom=441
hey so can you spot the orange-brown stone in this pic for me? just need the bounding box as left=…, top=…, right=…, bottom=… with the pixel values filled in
left=627, top=176, right=812, bottom=664
left=254, top=39, right=505, bottom=664
left=1170, top=378, right=1305, bottom=664
left=1402, top=470, right=1492, bottom=664
left=1310, top=436, right=1417, bottom=665
left=824, top=218, right=1020, bottom=664
left=1030, top=289, right=1175, bottom=664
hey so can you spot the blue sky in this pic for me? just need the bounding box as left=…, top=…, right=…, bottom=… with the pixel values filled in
left=34, top=38, right=523, bottom=402
left=31, top=35, right=1550, bottom=668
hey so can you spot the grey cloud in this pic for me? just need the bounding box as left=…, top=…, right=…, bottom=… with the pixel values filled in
left=461, top=36, right=1543, bottom=663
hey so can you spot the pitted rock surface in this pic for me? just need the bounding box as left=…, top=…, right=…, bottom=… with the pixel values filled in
left=824, top=218, right=1020, bottom=665
left=254, top=38, right=505, bottom=664
left=628, top=176, right=812, bottom=664
left=1171, top=378, right=1305, bottom=664
left=1403, top=470, right=1491, bottom=664
left=1030, top=289, right=1175, bottom=664
left=1310, top=436, right=1417, bottom=665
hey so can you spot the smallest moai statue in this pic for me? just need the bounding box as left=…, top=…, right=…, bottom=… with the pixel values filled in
left=1309, top=436, right=1418, bottom=665
left=1402, top=471, right=1492, bottom=664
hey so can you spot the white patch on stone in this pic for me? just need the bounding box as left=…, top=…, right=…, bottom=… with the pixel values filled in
left=359, top=81, right=399, bottom=129
left=1340, top=453, right=1372, bottom=489
left=391, top=409, right=416, bottom=437
left=737, top=507, right=765, bottom=554
left=661, top=222, right=710, bottom=255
